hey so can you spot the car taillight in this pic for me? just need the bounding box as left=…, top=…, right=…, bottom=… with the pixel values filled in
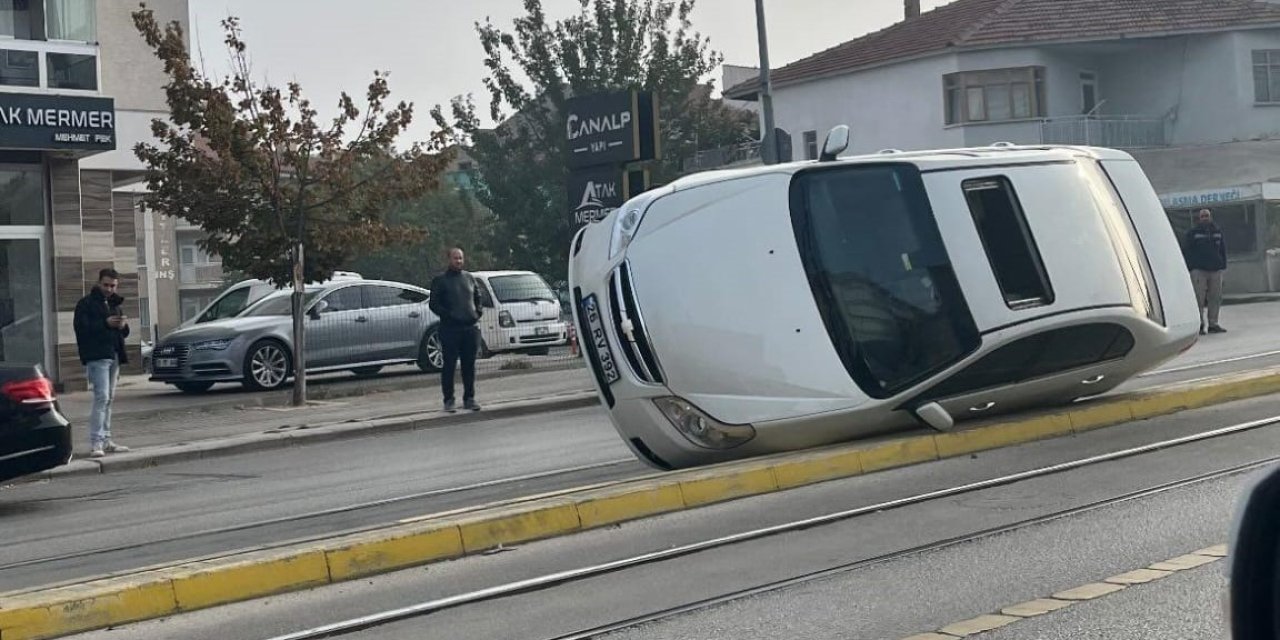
left=2, top=378, right=55, bottom=406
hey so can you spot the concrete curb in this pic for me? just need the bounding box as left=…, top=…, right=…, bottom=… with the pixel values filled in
left=66, top=360, right=588, bottom=425
left=27, top=391, right=601, bottom=482
left=4, top=366, right=1279, bottom=640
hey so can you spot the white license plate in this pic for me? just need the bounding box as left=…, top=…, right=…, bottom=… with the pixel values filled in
left=535, top=326, right=550, bottom=336
left=156, top=358, right=178, bottom=369
left=581, top=294, right=619, bottom=384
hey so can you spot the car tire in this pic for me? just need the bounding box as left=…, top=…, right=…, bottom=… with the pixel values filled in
left=351, top=365, right=383, bottom=377
left=243, top=340, right=292, bottom=391
left=173, top=381, right=215, bottom=394
left=417, top=328, right=444, bottom=373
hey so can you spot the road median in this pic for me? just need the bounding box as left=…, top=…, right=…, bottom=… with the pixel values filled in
left=4, top=365, right=1278, bottom=640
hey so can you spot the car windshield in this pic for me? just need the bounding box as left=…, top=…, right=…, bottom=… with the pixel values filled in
left=790, top=163, right=980, bottom=398
left=489, top=274, right=557, bottom=303
left=239, top=290, right=322, bottom=317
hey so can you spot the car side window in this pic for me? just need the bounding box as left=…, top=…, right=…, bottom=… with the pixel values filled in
left=363, top=285, right=410, bottom=308
left=399, top=288, right=428, bottom=304
left=476, top=283, right=495, bottom=308
left=201, top=287, right=251, bottom=322
left=321, top=286, right=363, bottom=313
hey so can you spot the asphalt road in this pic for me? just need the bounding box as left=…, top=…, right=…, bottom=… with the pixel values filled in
left=48, top=392, right=1280, bottom=640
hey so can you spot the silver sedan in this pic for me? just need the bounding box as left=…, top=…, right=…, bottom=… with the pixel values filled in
left=149, top=280, right=445, bottom=393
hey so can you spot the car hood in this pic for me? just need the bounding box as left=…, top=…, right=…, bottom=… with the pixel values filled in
left=162, top=316, right=286, bottom=344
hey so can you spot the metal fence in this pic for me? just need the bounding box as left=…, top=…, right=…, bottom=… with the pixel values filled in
left=1039, top=115, right=1168, bottom=149
left=682, top=141, right=763, bottom=173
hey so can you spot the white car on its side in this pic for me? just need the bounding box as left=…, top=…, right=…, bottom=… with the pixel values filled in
left=569, top=133, right=1199, bottom=470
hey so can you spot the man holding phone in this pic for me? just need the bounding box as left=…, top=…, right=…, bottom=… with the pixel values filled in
left=73, top=268, right=132, bottom=458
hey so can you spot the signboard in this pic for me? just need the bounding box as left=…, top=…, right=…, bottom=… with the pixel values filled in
left=565, top=90, right=659, bottom=169
left=0, top=93, right=115, bottom=151
left=569, top=165, right=627, bottom=225
left=1159, top=184, right=1262, bottom=209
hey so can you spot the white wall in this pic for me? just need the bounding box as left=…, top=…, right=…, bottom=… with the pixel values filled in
left=97, top=0, right=188, bottom=112
left=771, top=53, right=965, bottom=158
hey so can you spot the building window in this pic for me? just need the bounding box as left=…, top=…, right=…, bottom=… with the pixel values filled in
left=944, top=67, right=1046, bottom=125
left=0, top=49, right=37, bottom=87
left=0, top=1, right=36, bottom=40
left=0, top=165, right=43, bottom=225
left=1253, top=50, right=1280, bottom=103
left=1080, top=71, right=1098, bottom=115
left=962, top=177, right=1054, bottom=309
left=45, top=0, right=94, bottom=42
left=803, top=130, right=818, bottom=160
left=47, top=51, right=95, bottom=90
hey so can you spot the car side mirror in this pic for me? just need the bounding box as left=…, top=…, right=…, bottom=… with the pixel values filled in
left=308, top=300, right=328, bottom=319
left=1227, top=463, right=1280, bottom=639
left=913, top=402, right=954, bottom=432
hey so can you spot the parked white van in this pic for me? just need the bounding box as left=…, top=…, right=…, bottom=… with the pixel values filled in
left=470, top=270, right=569, bottom=356
left=181, top=271, right=363, bottom=329
left=569, top=134, right=1199, bottom=470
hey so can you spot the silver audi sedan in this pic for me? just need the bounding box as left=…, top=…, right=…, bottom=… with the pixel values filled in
left=150, top=279, right=444, bottom=393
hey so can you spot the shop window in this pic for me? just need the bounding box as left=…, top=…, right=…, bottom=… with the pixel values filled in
left=0, top=166, right=44, bottom=225
left=1168, top=205, right=1257, bottom=257
left=1268, top=202, right=1280, bottom=251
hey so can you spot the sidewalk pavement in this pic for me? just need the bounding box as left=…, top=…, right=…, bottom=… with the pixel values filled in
left=59, top=365, right=597, bottom=457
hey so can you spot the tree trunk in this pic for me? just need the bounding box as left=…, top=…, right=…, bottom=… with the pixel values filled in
left=290, top=240, right=307, bottom=407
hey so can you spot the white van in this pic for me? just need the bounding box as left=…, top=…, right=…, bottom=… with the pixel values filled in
left=570, top=137, right=1199, bottom=470
left=181, top=271, right=363, bottom=329
left=471, top=270, right=569, bottom=356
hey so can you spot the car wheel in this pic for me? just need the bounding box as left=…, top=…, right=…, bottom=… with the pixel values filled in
left=173, top=381, right=215, bottom=394
left=351, top=365, right=383, bottom=377
left=243, top=340, right=292, bottom=391
left=417, top=328, right=444, bottom=373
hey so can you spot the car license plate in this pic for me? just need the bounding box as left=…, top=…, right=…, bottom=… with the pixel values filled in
left=580, top=294, right=620, bottom=384
left=535, top=326, right=549, bottom=336
left=156, top=357, right=178, bottom=369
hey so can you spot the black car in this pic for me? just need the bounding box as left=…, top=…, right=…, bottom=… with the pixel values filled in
left=0, top=365, right=72, bottom=484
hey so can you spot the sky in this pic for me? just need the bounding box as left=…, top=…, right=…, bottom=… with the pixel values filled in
left=189, top=0, right=956, bottom=140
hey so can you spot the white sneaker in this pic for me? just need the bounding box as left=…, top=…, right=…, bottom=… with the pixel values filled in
left=90, top=447, right=105, bottom=459
left=104, top=441, right=130, bottom=453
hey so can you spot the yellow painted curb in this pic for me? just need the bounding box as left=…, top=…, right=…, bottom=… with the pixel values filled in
left=4, top=367, right=1278, bottom=640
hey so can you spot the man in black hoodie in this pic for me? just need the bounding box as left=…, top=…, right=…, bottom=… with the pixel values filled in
left=1183, top=208, right=1228, bottom=335
left=73, top=268, right=132, bottom=457
left=429, top=247, right=484, bottom=413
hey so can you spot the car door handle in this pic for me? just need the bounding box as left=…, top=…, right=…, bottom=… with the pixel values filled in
left=408, top=312, right=421, bottom=318
left=969, top=401, right=996, bottom=413
left=354, top=316, right=369, bottom=323
left=1081, top=374, right=1106, bottom=385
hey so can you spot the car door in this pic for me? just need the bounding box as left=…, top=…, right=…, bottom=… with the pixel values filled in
left=361, top=284, right=425, bottom=361
left=474, top=278, right=500, bottom=351
left=307, top=285, right=365, bottom=368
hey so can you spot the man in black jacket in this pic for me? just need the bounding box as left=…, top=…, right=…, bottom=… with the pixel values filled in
left=429, top=247, right=484, bottom=413
left=1183, top=208, right=1228, bottom=335
left=73, top=268, right=132, bottom=457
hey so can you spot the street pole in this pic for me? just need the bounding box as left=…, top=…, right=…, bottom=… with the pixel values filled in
left=755, top=0, right=777, bottom=164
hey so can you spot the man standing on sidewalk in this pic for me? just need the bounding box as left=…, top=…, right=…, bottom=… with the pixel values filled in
left=73, top=268, right=132, bottom=458
left=1183, top=208, right=1229, bottom=335
left=429, top=247, right=484, bottom=413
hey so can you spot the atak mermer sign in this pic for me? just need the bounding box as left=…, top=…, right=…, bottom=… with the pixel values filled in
left=0, top=93, right=116, bottom=151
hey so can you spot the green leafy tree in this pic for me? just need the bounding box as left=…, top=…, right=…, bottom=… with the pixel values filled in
left=133, top=6, right=453, bottom=405
left=348, top=186, right=498, bottom=288
left=434, top=0, right=757, bottom=279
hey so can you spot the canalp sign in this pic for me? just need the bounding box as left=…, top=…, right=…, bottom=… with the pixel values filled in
left=0, top=93, right=115, bottom=152
left=565, top=91, right=659, bottom=169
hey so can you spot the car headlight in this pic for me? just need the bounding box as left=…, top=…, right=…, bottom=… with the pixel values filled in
left=653, top=397, right=756, bottom=450
left=609, top=207, right=645, bottom=259
left=498, top=310, right=515, bottom=328
left=192, top=338, right=233, bottom=351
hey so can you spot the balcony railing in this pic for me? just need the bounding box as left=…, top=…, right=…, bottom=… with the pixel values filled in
left=179, top=263, right=223, bottom=286
left=682, top=141, right=762, bottom=173
left=1039, top=115, right=1168, bottom=149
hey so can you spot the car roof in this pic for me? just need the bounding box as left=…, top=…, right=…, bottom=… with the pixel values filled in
left=471, top=270, right=544, bottom=278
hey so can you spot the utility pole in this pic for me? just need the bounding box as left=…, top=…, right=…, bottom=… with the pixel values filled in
left=755, top=0, right=778, bottom=164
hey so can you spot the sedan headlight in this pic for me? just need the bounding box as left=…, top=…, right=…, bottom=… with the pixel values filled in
left=192, top=338, right=233, bottom=351
left=609, top=207, right=645, bottom=259
left=653, top=397, right=756, bottom=450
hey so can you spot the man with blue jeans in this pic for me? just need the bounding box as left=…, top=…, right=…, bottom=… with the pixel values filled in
left=73, top=268, right=132, bottom=458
